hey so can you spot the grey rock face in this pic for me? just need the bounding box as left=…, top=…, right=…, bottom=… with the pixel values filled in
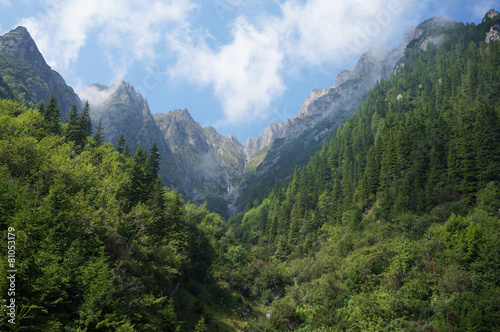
left=234, top=16, right=458, bottom=210
left=483, top=9, right=499, bottom=23
left=0, top=26, right=82, bottom=116
left=243, top=16, right=453, bottom=164
left=154, top=109, right=246, bottom=216
left=82, top=81, right=169, bottom=154
left=486, top=23, right=500, bottom=43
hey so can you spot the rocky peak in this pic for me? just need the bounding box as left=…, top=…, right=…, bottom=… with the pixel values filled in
left=81, top=80, right=168, bottom=157
left=169, top=108, right=196, bottom=123
left=154, top=109, right=209, bottom=155
left=334, top=70, right=352, bottom=87
left=484, top=9, right=500, bottom=43
left=0, top=26, right=82, bottom=116
left=227, top=134, right=239, bottom=144
left=153, top=108, right=246, bottom=217
left=483, top=9, right=499, bottom=23
left=0, top=27, right=44, bottom=68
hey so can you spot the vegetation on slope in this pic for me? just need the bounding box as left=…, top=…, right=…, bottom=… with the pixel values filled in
left=0, top=98, right=245, bottom=331
left=224, top=18, right=500, bottom=331
left=0, top=13, right=499, bottom=332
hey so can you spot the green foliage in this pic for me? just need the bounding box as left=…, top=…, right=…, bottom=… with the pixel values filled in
left=194, top=317, right=207, bottom=332
left=0, top=99, right=241, bottom=331
left=226, top=20, right=500, bottom=332
left=0, top=52, right=49, bottom=108
left=0, top=74, right=14, bottom=100
left=1, top=15, right=500, bottom=332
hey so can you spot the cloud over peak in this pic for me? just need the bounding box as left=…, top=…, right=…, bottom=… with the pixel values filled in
left=18, top=0, right=426, bottom=127
left=167, top=0, right=420, bottom=126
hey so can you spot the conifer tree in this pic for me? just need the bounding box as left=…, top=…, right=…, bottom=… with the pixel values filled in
left=93, top=120, right=104, bottom=147
left=65, top=103, right=80, bottom=144
left=129, top=146, right=148, bottom=206
left=147, top=143, right=161, bottom=183
left=117, top=134, right=126, bottom=154
left=124, top=143, right=131, bottom=157
left=79, top=101, right=92, bottom=142
left=45, top=95, right=62, bottom=135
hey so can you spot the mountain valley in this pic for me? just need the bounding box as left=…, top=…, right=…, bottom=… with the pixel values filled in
left=0, top=8, right=499, bottom=332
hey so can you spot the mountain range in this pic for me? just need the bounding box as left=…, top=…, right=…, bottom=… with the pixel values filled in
left=1, top=8, right=499, bottom=331
left=0, top=11, right=498, bottom=217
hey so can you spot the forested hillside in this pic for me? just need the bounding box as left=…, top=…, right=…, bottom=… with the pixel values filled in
left=0, top=98, right=245, bottom=331
left=224, top=17, right=500, bottom=331
left=0, top=11, right=499, bottom=332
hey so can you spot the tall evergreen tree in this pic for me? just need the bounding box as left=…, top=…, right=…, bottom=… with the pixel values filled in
left=44, top=95, right=62, bottom=135
left=65, top=104, right=80, bottom=144
left=117, top=134, right=126, bottom=154
left=93, top=120, right=104, bottom=147
left=79, top=101, right=92, bottom=142
left=147, top=143, right=161, bottom=183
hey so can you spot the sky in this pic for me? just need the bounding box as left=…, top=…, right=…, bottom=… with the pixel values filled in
left=0, top=0, right=498, bottom=143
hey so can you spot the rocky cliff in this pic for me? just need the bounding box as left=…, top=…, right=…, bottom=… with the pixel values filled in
left=81, top=81, right=169, bottom=152
left=0, top=26, right=82, bottom=116
left=2, top=10, right=496, bottom=216
left=234, top=17, right=456, bottom=208
left=154, top=109, right=246, bottom=217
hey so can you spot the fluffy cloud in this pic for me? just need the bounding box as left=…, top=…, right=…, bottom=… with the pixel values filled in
left=167, top=17, right=285, bottom=124
left=78, top=81, right=121, bottom=110
left=20, top=0, right=195, bottom=76
left=167, top=0, right=421, bottom=125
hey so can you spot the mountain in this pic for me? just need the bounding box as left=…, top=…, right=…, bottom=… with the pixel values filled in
left=79, top=81, right=182, bottom=191
left=234, top=16, right=458, bottom=209
left=0, top=26, right=82, bottom=116
left=1, top=9, right=499, bottom=332
left=153, top=109, right=245, bottom=217
left=80, top=82, right=246, bottom=217
left=81, top=81, right=169, bottom=153
left=0, top=14, right=494, bottom=219
left=228, top=11, right=500, bottom=330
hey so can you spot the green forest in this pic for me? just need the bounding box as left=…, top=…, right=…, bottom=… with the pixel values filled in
left=1, top=15, right=500, bottom=332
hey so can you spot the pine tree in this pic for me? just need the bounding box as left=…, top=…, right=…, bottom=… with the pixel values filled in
left=65, top=103, right=80, bottom=144
left=79, top=101, right=92, bottom=142
left=45, top=95, right=62, bottom=135
left=147, top=143, right=161, bottom=184
left=93, top=120, right=104, bottom=147
left=117, top=134, right=126, bottom=154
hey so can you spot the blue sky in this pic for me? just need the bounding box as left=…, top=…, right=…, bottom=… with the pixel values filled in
left=0, top=0, right=498, bottom=143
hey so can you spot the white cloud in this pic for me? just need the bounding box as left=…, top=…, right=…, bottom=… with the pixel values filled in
left=0, top=0, right=11, bottom=7
left=167, top=0, right=422, bottom=125
left=19, top=0, right=196, bottom=77
left=79, top=83, right=116, bottom=104
left=167, top=17, right=285, bottom=124
left=78, top=81, right=121, bottom=111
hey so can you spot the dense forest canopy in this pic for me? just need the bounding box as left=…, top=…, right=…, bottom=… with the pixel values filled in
left=0, top=12, right=500, bottom=332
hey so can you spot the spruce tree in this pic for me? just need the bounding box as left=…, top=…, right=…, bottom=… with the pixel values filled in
left=45, top=95, right=62, bottom=135
left=93, top=120, right=104, bottom=147
left=129, top=146, right=148, bottom=206
left=79, top=101, right=92, bottom=143
left=117, top=134, right=126, bottom=154
left=65, top=104, right=80, bottom=144
left=148, top=143, right=161, bottom=183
